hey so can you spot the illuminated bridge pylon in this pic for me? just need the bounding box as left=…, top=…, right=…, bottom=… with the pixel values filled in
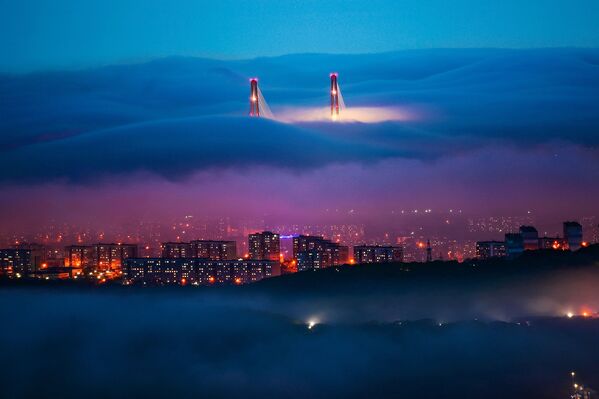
left=330, top=73, right=346, bottom=121
left=249, top=78, right=274, bottom=119
left=249, top=78, right=259, bottom=117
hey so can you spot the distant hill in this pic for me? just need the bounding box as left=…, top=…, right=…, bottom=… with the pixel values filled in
left=243, top=245, right=599, bottom=303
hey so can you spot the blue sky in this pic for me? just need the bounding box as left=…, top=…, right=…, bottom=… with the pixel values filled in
left=2, top=0, right=599, bottom=72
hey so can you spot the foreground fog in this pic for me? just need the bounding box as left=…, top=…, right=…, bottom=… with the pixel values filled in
left=3, top=253, right=599, bottom=398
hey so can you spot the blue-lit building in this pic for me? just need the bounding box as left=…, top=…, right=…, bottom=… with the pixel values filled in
left=563, top=221, right=583, bottom=251
left=505, top=233, right=524, bottom=259
left=519, top=226, right=539, bottom=251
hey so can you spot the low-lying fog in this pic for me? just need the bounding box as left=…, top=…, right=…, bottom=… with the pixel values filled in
left=2, top=260, right=599, bottom=398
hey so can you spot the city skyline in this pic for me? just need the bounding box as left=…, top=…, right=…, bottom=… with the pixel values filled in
left=2, top=217, right=594, bottom=282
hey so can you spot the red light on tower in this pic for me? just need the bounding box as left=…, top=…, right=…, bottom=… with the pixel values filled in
left=330, top=73, right=339, bottom=119
left=249, top=78, right=260, bottom=117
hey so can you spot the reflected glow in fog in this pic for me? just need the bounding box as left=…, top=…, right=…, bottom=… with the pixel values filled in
left=274, top=106, right=424, bottom=123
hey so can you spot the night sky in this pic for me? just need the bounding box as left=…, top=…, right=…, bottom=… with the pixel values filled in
left=1, top=2, right=598, bottom=237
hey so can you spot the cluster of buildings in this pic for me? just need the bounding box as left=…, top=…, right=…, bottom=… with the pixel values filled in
left=133, top=234, right=280, bottom=285
left=476, top=221, right=586, bottom=259
left=1, top=220, right=592, bottom=285
left=0, top=230, right=403, bottom=285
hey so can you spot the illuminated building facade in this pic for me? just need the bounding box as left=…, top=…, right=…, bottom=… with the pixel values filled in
left=293, top=235, right=349, bottom=271
left=353, top=245, right=403, bottom=264
left=475, top=241, right=506, bottom=259
left=96, top=243, right=138, bottom=272
left=538, top=236, right=568, bottom=250
left=124, top=258, right=280, bottom=285
left=0, top=249, right=31, bottom=277
left=249, top=231, right=280, bottom=261
left=190, top=240, right=237, bottom=260
left=13, top=243, right=46, bottom=273
left=65, top=245, right=96, bottom=271
left=564, top=221, right=583, bottom=251
left=64, top=243, right=137, bottom=272
left=161, top=242, right=193, bottom=258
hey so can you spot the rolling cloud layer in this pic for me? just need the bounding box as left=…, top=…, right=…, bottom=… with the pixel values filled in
left=0, top=49, right=598, bottom=235
left=1, top=48, right=598, bottom=183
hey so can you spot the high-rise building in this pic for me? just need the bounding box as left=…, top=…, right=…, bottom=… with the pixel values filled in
left=0, top=249, right=31, bottom=277
left=293, top=235, right=349, bottom=271
left=475, top=241, right=506, bottom=259
left=505, top=233, right=524, bottom=259
left=161, top=242, right=193, bottom=258
left=248, top=231, right=280, bottom=261
left=353, top=245, right=403, bottom=264
left=564, top=221, right=583, bottom=251
left=64, top=243, right=137, bottom=272
left=96, top=244, right=137, bottom=270
left=326, top=242, right=349, bottom=267
left=96, top=243, right=138, bottom=272
left=426, top=239, right=433, bottom=262
left=519, top=226, right=539, bottom=251
left=13, top=243, right=46, bottom=274
left=190, top=240, right=237, bottom=260
left=293, top=235, right=324, bottom=259
left=65, top=245, right=96, bottom=270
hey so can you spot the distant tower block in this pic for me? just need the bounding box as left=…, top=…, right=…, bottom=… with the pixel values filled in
left=426, top=240, right=432, bottom=262
left=249, top=78, right=260, bottom=117
left=330, top=73, right=339, bottom=119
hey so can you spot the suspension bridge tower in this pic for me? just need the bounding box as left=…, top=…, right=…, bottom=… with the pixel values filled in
left=330, top=73, right=340, bottom=120
left=249, top=78, right=260, bottom=117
